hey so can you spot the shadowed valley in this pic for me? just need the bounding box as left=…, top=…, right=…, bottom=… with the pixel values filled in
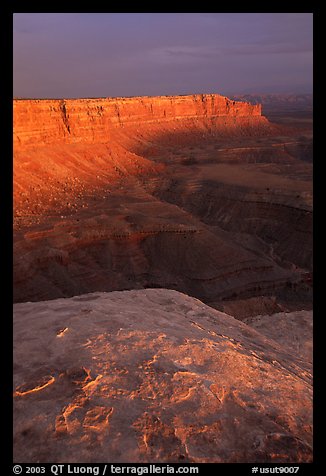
left=13, top=94, right=313, bottom=463
left=14, top=94, right=312, bottom=318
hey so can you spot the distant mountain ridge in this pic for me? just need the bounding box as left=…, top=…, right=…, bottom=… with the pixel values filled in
left=230, top=94, right=313, bottom=110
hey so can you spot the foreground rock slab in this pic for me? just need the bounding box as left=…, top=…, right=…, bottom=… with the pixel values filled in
left=13, top=289, right=312, bottom=463
left=243, top=310, right=312, bottom=363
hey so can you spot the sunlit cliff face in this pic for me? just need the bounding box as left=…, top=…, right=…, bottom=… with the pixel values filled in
left=13, top=94, right=266, bottom=217
left=13, top=94, right=312, bottom=313
left=13, top=95, right=263, bottom=147
left=13, top=94, right=312, bottom=463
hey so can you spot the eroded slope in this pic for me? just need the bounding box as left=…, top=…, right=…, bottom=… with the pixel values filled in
left=13, top=94, right=312, bottom=313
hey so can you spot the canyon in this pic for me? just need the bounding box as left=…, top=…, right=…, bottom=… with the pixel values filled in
left=13, top=94, right=312, bottom=315
left=13, top=93, right=313, bottom=463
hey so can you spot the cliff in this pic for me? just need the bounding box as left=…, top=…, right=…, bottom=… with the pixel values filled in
left=13, top=95, right=312, bottom=464
left=13, top=93, right=311, bottom=306
left=13, top=94, right=264, bottom=147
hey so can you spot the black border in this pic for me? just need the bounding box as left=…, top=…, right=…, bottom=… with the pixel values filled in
left=2, top=1, right=14, bottom=470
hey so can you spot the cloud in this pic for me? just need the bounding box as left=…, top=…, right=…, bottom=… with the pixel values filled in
left=225, top=42, right=313, bottom=56
left=165, top=46, right=218, bottom=58
left=145, top=46, right=219, bottom=64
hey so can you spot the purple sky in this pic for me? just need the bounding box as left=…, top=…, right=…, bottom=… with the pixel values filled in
left=13, top=13, right=313, bottom=98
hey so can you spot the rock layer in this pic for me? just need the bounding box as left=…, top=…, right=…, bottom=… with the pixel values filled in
left=13, top=94, right=312, bottom=313
left=13, top=289, right=312, bottom=463
left=14, top=95, right=263, bottom=147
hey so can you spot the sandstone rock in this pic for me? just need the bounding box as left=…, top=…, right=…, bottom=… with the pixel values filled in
left=243, top=310, right=312, bottom=363
left=13, top=95, right=264, bottom=148
left=13, top=94, right=312, bottom=314
left=13, top=289, right=312, bottom=463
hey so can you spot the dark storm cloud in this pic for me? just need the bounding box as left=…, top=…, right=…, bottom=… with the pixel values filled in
left=13, top=13, right=313, bottom=98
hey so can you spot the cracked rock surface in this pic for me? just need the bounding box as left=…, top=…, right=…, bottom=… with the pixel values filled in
left=13, top=289, right=312, bottom=463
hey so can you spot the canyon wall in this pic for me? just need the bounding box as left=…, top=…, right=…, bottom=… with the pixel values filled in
left=13, top=94, right=311, bottom=307
left=14, top=94, right=264, bottom=147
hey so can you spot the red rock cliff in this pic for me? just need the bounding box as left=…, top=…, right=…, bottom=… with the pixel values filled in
left=14, top=94, right=264, bottom=147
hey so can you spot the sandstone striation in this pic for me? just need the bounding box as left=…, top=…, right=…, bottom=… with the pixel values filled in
left=13, top=94, right=312, bottom=315
left=13, top=289, right=312, bottom=463
left=13, top=94, right=313, bottom=463
left=13, top=94, right=263, bottom=147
